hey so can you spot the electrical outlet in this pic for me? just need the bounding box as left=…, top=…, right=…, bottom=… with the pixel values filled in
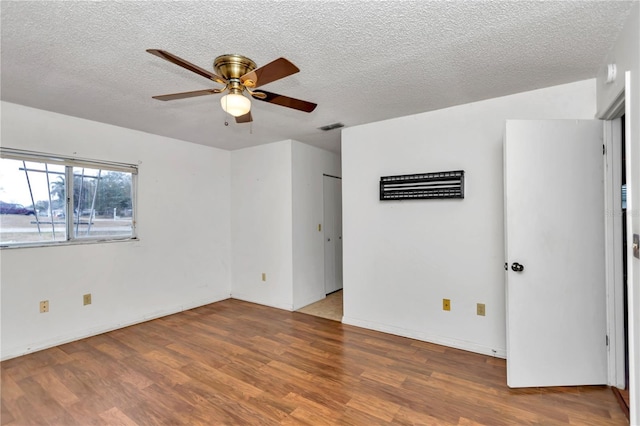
left=477, top=303, right=486, bottom=316
left=443, top=299, right=451, bottom=311
left=40, top=300, right=49, bottom=313
left=262, top=273, right=266, bottom=282
left=83, top=293, right=92, bottom=305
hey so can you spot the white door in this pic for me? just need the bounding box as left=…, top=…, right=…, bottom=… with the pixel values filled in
left=505, top=120, right=608, bottom=388
left=335, top=180, right=343, bottom=291
left=324, top=175, right=343, bottom=294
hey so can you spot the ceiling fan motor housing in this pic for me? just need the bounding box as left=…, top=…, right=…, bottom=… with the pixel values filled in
left=214, top=54, right=257, bottom=82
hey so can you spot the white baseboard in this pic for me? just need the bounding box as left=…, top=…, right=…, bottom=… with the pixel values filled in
left=230, top=293, right=294, bottom=312
left=3, top=296, right=507, bottom=362
left=1, top=293, right=231, bottom=361
left=293, top=292, right=326, bottom=311
left=342, top=316, right=507, bottom=359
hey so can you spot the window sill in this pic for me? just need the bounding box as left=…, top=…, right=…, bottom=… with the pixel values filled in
left=0, top=237, right=139, bottom=250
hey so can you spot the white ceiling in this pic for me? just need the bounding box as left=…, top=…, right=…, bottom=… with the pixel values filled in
left=1, top=1, right=634, bottom=153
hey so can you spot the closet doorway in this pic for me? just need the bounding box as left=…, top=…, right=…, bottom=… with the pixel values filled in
left=297, top=174, right=343, bottom=322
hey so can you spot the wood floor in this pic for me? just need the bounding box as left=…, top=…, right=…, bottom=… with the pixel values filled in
left=1, top=299, right=627, bottom=425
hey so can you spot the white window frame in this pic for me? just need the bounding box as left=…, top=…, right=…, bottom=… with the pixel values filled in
left=0, top=148, right=138, bottom=248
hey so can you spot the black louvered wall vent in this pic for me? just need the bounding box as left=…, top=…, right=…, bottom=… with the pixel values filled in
left=380, top=170, right=464, bottom=200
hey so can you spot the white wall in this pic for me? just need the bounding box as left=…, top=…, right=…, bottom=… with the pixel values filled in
left=230, top=141, right=294, bottom=310
left=597, top=3, right=640, bottom=423
left=341, top=80, right=596, bottom=357
left=0, top=102, right=231, bottom=360
left=291, top=141, right=341, bottom=310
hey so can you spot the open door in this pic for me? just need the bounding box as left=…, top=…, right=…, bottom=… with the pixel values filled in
left=505, top=120, right=608, bottom=387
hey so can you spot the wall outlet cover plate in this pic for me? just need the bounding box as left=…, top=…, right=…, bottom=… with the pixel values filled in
left=477, top=303, right=486, bottom=316
left=443, top=299, right=451, bottom=311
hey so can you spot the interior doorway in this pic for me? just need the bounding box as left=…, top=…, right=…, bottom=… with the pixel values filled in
left=296, top=290, right=342, bottom=321
left=323, top=174, right=343, bottom=295
left=296, top=174, right=343, bottom=322
left=605, top=110, right=630, bottom=419
left=617, top=113, right=630, bottom=414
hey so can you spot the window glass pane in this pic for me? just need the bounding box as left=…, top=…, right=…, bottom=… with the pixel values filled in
left=1, top=152, right=135, bottom=247
left=0, top=158, right=66, bottom=245
left=72, top=167, right=133, bottom=239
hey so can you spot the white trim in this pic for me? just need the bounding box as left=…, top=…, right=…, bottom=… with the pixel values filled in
left=623, top=70, right=637, bottom=425
left=597, top=85, right=626, bottom=121
left=342, top=316, right=507, bottom=359
left=0, top=293, right=231, bottom=361
left=603, top=118, right=626, bottom=387
left=293, top=291, right=327, bottom=311
left=0, top=147, right=138, bottom=174
left=230, top=293, right=294, bottom=312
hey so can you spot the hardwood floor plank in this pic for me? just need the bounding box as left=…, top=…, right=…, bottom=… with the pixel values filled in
left=283, top=392, right=341, bottom=425
left=242, top=392, right=296, bottom=422
left=359, top=366, right=408, bottom=387
left=2, top=395, right=48, bottom=426
left=0, top=375, right=24, bottom=402
left=170, top=380, right=251, bottom=424
left=393, top=405, right=453, bottom=426
left=2, top=347, right=71, bottom=383
left=0, top=400, right=15, bottom=426
left=49, top=365, right=114, bottom=414
left=118, top=400, right=183, bottom=426
left=64, top=399, right=111, bottom=425
left=132, top=383, right=198, bottom=424
left=345, top=393, right=401, bottom=422
left=339, top=405, right=403, bottom=425
left=1, top=299, right=627, bottom=425
left=98, top=407, right=138, bottom=426
left=31, top=369, right=79, bottom=407
left=122, top=353, right=192, bottom=387
left=14, top=376, right=78, bottom=425
left=180, top=360, right=264, bottom=399
left=285, top=406, right=338, bottom=426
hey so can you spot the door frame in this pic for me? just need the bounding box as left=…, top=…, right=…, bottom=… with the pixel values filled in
left=601, top=81, right=628, bottom=388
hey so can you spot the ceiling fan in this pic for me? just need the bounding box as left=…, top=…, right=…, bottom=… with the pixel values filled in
left=147, top=49, right=317, bottom=123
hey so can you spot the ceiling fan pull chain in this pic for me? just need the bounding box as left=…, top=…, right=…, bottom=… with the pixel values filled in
left=224, top=96, right=230, bottom=126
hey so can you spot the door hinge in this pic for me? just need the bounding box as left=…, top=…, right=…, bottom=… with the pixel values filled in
left=603, top=144, right=606, bottom=155
left=606, top=335, right=609, bottom=346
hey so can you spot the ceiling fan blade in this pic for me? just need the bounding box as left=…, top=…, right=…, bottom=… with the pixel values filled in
left=235, top=111, right=253, bottom=123
left=241, top=58, right=299, bottom=88
left=252, top=90, right=317, bottom=113
left=147, top=49, right=226, bottom=84
left=152, top=88, right=222, bottom=101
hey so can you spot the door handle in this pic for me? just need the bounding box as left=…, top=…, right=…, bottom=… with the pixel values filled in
left=511, top=262, right=524, bottom=272
left=327, top=238, right=331, bottom=242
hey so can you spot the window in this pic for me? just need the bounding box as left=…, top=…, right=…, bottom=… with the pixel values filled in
left=0, top=149, right=137, bottom=247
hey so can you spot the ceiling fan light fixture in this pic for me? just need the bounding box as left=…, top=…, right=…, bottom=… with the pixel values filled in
left=148, top=50, right=317, bottom=123
left=220, top=93, right=251, bottom=117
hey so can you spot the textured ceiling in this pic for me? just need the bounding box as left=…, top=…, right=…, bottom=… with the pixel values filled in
left=0, top=1, right=634, bottom=153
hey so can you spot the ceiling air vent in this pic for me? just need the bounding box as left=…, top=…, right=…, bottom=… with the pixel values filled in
left=318, top=122, right=344, bottom=131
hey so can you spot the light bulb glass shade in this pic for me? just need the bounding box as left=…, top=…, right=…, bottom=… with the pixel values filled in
left=220, top=93, right=251, bottom=117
